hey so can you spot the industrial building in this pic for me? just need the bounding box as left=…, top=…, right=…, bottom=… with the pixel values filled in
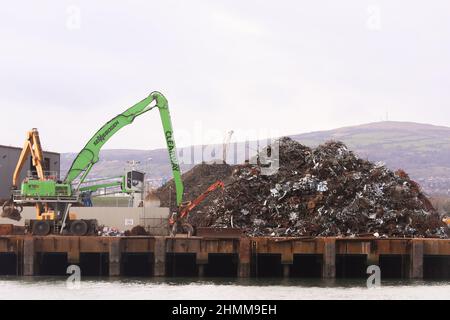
left=0, top=145, right=60, bottom=200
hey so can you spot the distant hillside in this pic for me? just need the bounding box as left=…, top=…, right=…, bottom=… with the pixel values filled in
left=61, top=121, right=450, bottom=195
left=291, top=122, right=450, bottom=194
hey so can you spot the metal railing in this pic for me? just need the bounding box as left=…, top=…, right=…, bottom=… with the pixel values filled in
left=26, top=170, right=60, bottom=181
left=12, top=190, right=79, bottom=204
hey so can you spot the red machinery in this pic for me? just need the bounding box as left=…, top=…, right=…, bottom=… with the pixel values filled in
left=169, top=180, right=225, bottom=236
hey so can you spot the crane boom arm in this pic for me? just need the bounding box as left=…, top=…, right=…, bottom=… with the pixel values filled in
left=12, top=129, right=45, bottom=187
left=64, top=91, right=184, bottom=205
left=2, top=128, right=46, bottom=221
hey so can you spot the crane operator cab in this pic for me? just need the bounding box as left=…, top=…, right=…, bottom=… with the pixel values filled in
left=123, top=170, right=145, bottom=193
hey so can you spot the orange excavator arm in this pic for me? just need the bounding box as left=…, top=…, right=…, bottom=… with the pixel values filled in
left=179, top=180, right=225, bottom=220
left=169, top=180, right=225, bottom=230
left=169, top=180, right=225, bottom=236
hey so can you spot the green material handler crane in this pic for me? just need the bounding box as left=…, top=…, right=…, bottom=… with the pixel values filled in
left=2, top=92, right=184, bottom=235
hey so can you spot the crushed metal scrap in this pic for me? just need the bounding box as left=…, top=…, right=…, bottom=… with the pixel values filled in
left=160, top=137, right=448, bottom=238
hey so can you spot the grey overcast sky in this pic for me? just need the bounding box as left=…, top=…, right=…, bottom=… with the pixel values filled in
left=1, top=1, right=449, bottom=152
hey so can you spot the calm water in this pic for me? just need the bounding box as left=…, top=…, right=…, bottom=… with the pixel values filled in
left=0, top=277, right=449, bottom=299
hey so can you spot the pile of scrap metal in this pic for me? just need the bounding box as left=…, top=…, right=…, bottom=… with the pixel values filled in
left=172, top=137, right=447, bottom=238
left=124, top=225, right=149, bottom=236
left=97, top=225, right=149, bottom=237
left=97, top=226, right=124, bottom=237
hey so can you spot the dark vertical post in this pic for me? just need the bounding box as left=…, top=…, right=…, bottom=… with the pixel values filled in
left=238, top=239, right=251, bottom=277
left=409, top=239, right=424, bottom=279
left=154, top=237, right=166, bottom=277
left=67, top=237, right=80, bottom=264
left=109, top=238, right=122, bottom=276
left=23, top=238, right=36, bottom=276
left=322, top=238, right=336, bottom=279
left=197, top=252, right=208, bottom=277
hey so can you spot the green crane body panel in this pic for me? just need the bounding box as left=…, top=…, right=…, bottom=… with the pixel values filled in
left=64, top=92, right=184, bottom=205
left=21, top=180, right=72, bottom=197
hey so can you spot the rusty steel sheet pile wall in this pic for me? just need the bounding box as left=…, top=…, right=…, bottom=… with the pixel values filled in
left=0, top=235, right=449, bottom=278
